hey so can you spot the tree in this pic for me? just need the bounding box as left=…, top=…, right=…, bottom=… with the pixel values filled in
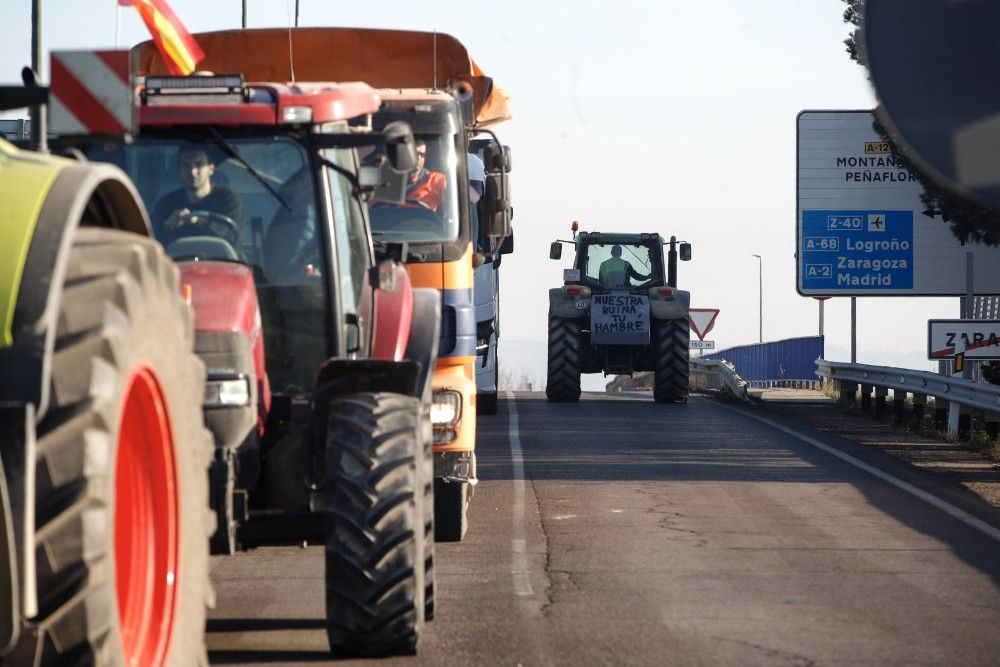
left=841, top=0, right=1000, bottom=246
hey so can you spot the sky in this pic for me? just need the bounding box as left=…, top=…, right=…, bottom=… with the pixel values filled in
left=1, top=1, right=967, bottom=383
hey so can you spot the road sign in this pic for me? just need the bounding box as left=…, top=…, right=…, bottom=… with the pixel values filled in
left=865, top=1, right=1000, bottom=206
left=690, top=340, right=715, bottom=350
left=928, top=319, right=1000, bottom=360
left=688, top=308, right=719, bottom=341
left=49, top=51, right=134, bottom=137
left=796, top=111, right=1000, bottom=296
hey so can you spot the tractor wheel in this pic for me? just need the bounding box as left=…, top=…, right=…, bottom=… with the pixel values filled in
left=546, top=316, right=581, bottom=402
left=433, top=479, right=468, bottom=542
left=26, top=228, right=212, bottom=666
left=654, top=318, right=690, bottom=404
left=324, top=393, right=425, bottom=657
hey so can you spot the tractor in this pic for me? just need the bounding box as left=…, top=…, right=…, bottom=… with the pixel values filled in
left=547, top=229, right=693, bottom=403
left=0, top=81, right=213, bottom=664
left=132, top=27, right=515, bottom=543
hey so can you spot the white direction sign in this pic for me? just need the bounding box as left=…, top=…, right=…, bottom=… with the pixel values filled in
left=928, top=319, right=1000, bottom=360
left=688, top=308, right=719, bottom=341
left=690, top=340, right=715, bottom=350
left=797, top=110, right=1000, bottom=295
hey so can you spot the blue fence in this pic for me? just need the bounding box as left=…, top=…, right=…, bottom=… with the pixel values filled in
left=700, top=336, right=824, bottom=383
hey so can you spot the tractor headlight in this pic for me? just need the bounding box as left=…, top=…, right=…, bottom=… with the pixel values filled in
left=204, top=377, right=251, bottom=408
left=430, top=390, right=462, bottom=426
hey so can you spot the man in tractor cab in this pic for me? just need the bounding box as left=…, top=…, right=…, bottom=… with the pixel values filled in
left=405, top=139, right=446, bottom=211
left=599, top=244, right=651, bottom=288
left=151, top=146, right=245, bottom=245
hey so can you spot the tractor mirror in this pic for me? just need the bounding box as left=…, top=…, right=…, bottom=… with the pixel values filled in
left=382, top=121, right=417, bottom=173
left=679, top=242, right=692, bottom=261
left=361, top=161, right=408, bottom=204
left=550, top=242, right=562, bottom=260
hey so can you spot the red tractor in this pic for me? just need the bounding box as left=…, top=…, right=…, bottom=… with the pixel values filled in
left=73, top=71, right=441, bottom=655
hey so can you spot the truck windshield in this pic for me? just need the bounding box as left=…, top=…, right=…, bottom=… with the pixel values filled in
left=365, top=133, right=460, bottom=243
left=85, top=136, right=331, bottom=396
left=582, top=242, right=659, bottom=289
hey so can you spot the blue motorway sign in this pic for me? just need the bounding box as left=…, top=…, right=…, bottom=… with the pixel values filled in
left=800, top=210, right=913, bottom=291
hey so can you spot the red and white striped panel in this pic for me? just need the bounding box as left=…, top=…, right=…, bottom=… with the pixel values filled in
left=49, top=50, right=134, bottom=136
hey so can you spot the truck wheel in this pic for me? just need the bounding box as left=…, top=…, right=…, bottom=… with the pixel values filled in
left=434, top=479, right=468, bottom=542
left=324, top=393, right=425, bottom=656
left=477, top=389, right=499, bottom=416
left=546, top=316, right=581, bottom=402
left=420, top=408, right=435, bottom=621
left=478, top=351, right=500, bottom=415
left=654, top=318, right=690, bottom=404
left=27, top=228, right=212, bottom=666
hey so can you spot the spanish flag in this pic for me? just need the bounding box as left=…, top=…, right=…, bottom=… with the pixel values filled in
left=126, top=0, right=205, bottom=75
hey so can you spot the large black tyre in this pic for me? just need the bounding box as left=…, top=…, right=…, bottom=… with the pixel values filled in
left=477, top=351, right=499, bottom=415
left=546, top=316, right=582, bottom=402
left=433, top=479, right=468, bottom=542
left=16, top=228, right=213, bottom=666
left=420, top=408, right=435, bottom=621
left=654, top=318, right=690, bottom=404
left=477, top=390, right=499, bottom=415
left=324, top=393, right=426, bottom=657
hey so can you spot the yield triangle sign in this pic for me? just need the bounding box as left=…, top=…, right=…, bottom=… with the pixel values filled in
left=688, top=308, right=720, bottom=341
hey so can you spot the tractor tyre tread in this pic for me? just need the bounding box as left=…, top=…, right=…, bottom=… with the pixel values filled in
left=324, top=392, right=425, bottom=657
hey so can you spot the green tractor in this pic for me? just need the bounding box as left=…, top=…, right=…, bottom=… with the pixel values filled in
left=547, top=229, right=692, bottom=403
left=0, top=131, right=212, bottom=663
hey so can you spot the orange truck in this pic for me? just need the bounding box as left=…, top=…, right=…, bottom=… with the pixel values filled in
left=136, top=27, right=514, bottom=541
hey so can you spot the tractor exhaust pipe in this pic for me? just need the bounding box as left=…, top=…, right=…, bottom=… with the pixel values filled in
left=667, top=235, right=677, bottom=287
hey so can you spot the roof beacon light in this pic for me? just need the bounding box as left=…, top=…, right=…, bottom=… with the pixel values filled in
left=282, top=106, right=313, bottom=123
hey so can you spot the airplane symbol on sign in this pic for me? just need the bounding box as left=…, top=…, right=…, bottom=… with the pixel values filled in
left=867, top=215, right=885, bottom=231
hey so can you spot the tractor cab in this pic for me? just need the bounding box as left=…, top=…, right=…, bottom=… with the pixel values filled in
left=81, top=75, right=415, bottom=397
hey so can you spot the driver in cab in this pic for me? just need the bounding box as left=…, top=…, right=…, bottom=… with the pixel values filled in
left=599, top=244, right=650, bottom=288
left=152, top=147, right=245, bottom=244
left=405, top=140, right=446, bottom=211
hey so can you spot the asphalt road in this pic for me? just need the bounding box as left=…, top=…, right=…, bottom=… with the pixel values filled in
left=205, top=392, right=1000, bottom=665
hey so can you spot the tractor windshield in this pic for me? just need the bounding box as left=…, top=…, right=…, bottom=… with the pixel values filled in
left=85, top=136, right=333, bottom=395
left=84, top=136, right=318, bottom=276
left=365, top=133, right=461, bottom=243
left=580, top=242, right=662, bottom=290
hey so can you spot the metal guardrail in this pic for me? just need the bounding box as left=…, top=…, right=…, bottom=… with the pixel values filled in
left=815, top=358, right=1000, bottom=413
left=689, top=358, right=750, bottom=401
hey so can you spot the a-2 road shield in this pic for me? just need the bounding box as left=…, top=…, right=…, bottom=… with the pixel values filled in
left=590, top=293, right=650, bottom=345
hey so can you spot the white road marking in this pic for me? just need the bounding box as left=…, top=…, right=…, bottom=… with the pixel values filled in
left=715, top=402, right=1000, bottom=543
left=506, top=391, right=534, bottom=597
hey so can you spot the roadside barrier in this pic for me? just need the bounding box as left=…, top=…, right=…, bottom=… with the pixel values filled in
left=815, top=358, right=1000, bottom=439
